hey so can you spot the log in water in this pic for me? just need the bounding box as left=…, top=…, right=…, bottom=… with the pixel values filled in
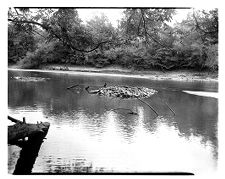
left=8, top=116, right=50, bottom=144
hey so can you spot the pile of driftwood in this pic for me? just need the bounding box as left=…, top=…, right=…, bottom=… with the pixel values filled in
left=85, top=85, right=157, bottom=99
left=67, top=83, right=175, bottom=117
left=11, top=76, right=50, bottom=82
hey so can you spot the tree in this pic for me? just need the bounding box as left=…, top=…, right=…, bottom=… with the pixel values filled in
left=8, top=8, right=110, bottom=54
left=8, top=8, right=218, bottom=71
left=192, top=9, right=218, bottom=45
left=172, top=9, right=218, bottom=70
left=119, top=8, right=176, bottom=49
left=174, top=9, right=218, bottom=47
left=86, top=13, right=117, bottom=50
left=8, top=22, right=36, bottom=63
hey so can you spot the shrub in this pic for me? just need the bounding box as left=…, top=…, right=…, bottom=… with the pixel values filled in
left=18, top=51, right=41, bottom=69
left=103, top=46, right=147, bottom=68
left=17, top=38, right=218, bottom=72
left=18, top=42, right=55, bottom=68
left=204, top=44, right=218, bottom=71
left=85, top=51, right=110, bottom=67
left=172, top=45, right=210, bottom=70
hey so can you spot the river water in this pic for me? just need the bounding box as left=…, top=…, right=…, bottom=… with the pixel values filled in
left=8, top=70, right=218, bottom=174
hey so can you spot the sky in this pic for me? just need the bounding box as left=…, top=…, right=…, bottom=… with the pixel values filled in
left=77, top=9, right=124, bottom=27
left=77, top=8, right=193, bottom=27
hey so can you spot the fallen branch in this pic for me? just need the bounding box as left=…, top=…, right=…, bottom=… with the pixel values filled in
left=85, top=86, right=100, bottom=94
left=157, top=96, right=176, bottom=116
left=163, top=101, right=176, bottom=116
left=8, top=115, right=23, bottom=123
left=136, top=97, right=159, bottom=116
left=66, top=84, right=79, bottom=90
left=8, top=18, right=111, bottom=53
left=111, top=108, right=138, bottom=115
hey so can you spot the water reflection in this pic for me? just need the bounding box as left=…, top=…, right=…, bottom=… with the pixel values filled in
left=39, top=157, right=94, bottom=173
left=8, top=70, right=218, bottom=174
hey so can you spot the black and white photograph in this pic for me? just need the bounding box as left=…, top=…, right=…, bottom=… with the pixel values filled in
left=3, top=0, right=223, bottom=176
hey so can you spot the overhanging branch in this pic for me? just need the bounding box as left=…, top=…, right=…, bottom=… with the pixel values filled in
left=140, top=10, right=172, bottom=50
left=192, top=11, right=218, bottom=35
left=8, top=18, right=110, bottom=53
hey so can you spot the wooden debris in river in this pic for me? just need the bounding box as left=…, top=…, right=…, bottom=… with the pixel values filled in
left=86, top=85, right=157, bottom=99
left=8, top=116, right=50, bottom=144
left=11, top=76, right=50, bottom=82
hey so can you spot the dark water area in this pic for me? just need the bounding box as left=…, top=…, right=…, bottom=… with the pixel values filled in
left=8, top=70, right=218, bottom=174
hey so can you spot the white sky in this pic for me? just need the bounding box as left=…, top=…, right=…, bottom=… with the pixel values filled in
left=77, top=8, right=193, bottom=27
left=77, top=9, right=124, bottom=27
left=171, top=9, right=192, bottom=24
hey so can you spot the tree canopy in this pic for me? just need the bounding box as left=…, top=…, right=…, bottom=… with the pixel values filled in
left=8, top=8, right=218, bottom=71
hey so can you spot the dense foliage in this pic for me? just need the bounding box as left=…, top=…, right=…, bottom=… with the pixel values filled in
left=8, top=8, right=218, bottom=72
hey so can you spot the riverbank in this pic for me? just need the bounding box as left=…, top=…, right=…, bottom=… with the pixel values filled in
left=9, top=64, right=218, bottom=83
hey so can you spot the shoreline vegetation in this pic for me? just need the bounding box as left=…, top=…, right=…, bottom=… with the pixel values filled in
left=8, top=8, right=218, bottom=81
left=8, top=64, right=218, bottom=83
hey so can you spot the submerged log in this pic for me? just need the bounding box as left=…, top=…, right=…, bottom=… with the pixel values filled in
left=8, top=116, right=50, bottom=144
left=136, top=98, right=159, bottom=117
left=85, top=86, right=100, bottom=94
left=112, top=108, right=138, bottom=115
left=66, top=84, right=79, bottom=89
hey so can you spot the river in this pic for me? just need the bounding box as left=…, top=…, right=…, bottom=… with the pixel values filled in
left=8, top=69, right=218, bottom=174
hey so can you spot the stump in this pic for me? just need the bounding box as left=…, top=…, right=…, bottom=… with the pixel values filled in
left=8, top=116, right=50, bottom=144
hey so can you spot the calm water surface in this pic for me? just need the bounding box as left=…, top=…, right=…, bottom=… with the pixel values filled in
left=8, top=70, right=218, bottom=174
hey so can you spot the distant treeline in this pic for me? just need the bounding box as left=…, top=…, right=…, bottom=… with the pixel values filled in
left=8, top=8, right=218, bottom=72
